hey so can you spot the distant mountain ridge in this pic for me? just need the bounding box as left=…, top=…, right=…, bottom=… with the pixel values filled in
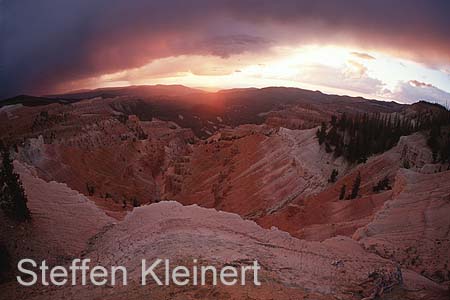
left=0, top=84, right=396, bottom=106
left=46, top=84, right=206, bottom=100
left=0, top=85, right=206, bottom=108
left=1, top=85, right=446, bottom=125
left=0, top=95, right=76, bottom=107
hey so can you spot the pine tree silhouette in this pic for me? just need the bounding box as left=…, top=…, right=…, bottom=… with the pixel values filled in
left=350, top=172, right=361, bottom=200
left=0, top=146, right=31, bottom=222
left=329, top=169, right=338, bottom=183
left=316, top=122, right=327, bottom=145
left=339, top=184, right=346, bottom=200
left=317, top=112, right=429, bottom=163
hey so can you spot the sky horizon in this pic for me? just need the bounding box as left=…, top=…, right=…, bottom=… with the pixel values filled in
left=42, top=83, right=420, bottom=105
left=1, top=1, right=450, bottom=105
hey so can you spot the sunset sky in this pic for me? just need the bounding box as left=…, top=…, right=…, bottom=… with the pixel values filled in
left=2, top=0, right=450, bottom=105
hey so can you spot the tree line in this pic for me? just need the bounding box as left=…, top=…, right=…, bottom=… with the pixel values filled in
left=0, top=141, right=30, bottom=222
left=317, top=107, right=450, bottom=164
left=427, top=121, right=450, bottom=164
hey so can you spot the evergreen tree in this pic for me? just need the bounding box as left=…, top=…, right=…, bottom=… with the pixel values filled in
left=317, top=112, right=421, bottom=164
left=402, top=159, right=411, bottom=169
left=316, top=122, right=327, bottom=145
left=373, top=176, right=391, bottom=192
left=428, top=124, right=441, bottom=162
left=0, top=243, right=11, bottom=282
left=131, top=197, right=140, bottom=207
left=338, top=113, right=347, bottom=130
left=329, top=169, right=338, bottom=183
left=350, top=172, right=361, bottom=199
left=440, top=133, right=450, bottom=163
left=325, top=142, right=333, bottom=153
left=326, top=126, right=339, bottom=147
left=0, top=147, right=31, bottom=222
left=330, top=115, right=337, bottom=127
left=86, top=182, right=95, bottom=196
left=314, top=106, right=450, bottom=192
left=339, top=184, right=346, bottom=200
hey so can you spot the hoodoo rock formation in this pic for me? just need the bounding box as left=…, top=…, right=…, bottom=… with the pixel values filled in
left=1, top=86, right=449, bottom=299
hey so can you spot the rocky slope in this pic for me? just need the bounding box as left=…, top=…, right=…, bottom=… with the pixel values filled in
left=0, top=162, right=113, bottom=269
left=170, top=126, right=347, bottom=219
left=1, top=160, right=449, bottom=299
left=0, top=194, right=446, bottom=299
left=258, top=132, right=437, bottom=240
left=1, top=86, right=449, bottom=299
left=355, top=169, right=450, bottom=284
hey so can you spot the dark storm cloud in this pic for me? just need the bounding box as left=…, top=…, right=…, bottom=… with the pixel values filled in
left=179, top=35, right=272, bottom=59
left=1, top=0, right=449, bottom=97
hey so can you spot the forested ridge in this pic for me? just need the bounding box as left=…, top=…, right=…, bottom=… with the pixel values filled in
left=317, top=103, right=450, bottom=164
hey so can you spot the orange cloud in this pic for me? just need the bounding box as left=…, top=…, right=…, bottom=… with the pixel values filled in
left=3, top=0, right=450, bottom=98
